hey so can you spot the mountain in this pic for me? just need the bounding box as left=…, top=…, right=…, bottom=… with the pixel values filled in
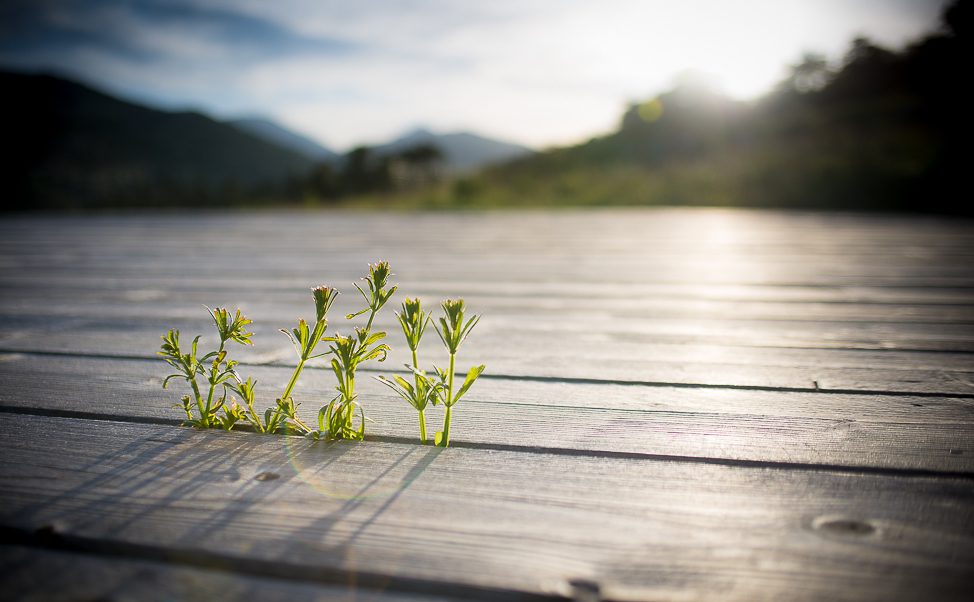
left=2, top=70, right=315, bottom=208
left=228, top=117, right=339, bottom=163
left=439, top=13, right=966, bottom=214
left=374, top=127, right=533, bottom=172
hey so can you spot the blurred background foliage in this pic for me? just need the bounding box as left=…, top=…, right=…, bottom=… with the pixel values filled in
left=3, top=1, right=969, bottom=214
left=396, top=1, right=969, bottom=214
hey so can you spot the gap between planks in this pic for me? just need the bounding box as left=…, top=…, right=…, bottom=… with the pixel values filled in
left=1, top=414, right=972, bottom=602
left=1, top=406, right=970, bottom=482
left=2, top=347, right=972, bottom=400
left=3, top=351, right=971, bottom=473
left=0, top=532, right=560, bottom=602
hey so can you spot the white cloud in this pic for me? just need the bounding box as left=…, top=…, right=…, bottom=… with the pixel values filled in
left=6, top=0, right=951, bottom=150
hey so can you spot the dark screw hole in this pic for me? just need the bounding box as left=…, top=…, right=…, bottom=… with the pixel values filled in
left=949, top=449, right=964, bottom=456
left=33, top=524, right=62, bottom=543
left=816, top=518, right=875, bottom=536
left=568, top=578, right=601, bottom=602
left=34, top=524, right=57, bottom=536
left=254, top=471, right=280, bottom=482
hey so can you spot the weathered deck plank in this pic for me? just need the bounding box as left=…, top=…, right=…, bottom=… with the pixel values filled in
left=1, top=415, right=972, bottom=602
left=2, top=325, right=973, bottom=395
left=1, top=354, right=971, bottom=473
left=4, top=302, right=974, bottom=350
left=1, top=209, right=972, bottom=600
left=0, top=545, right=467, bottom=602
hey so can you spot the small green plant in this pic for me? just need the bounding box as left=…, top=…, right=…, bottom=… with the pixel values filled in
left=159, top=307, right=253, bottom=430
left=229, top=376, right=264, bottom=432
left=380, top=298, right=485, bottom=446
left=432, top=298, right=485, bottom=447
left=376, top=297, right=440, bottom=443
left=272, top=285, right=339, bottom=434
left=158, top=263, right=485, bottom=446
left=315, top=261, right=396, bottom=440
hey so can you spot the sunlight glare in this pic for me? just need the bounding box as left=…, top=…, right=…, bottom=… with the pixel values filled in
left=563, top=0, right=814, bottom=100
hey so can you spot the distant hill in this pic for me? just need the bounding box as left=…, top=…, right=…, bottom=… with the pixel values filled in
left=228, top=117, right=339, bottom=163
left=436, top=4, right=968, bottom=214
left=2, top=71, right=314, bottom=208
left=374, top=127, right=533, bottom=172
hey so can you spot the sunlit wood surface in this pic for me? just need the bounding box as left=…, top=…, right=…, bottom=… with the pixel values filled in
left=1, top=208, right=972, bottom=601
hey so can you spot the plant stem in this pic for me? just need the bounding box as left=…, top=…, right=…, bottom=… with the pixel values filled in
left=275, top=318, right=326, bottom=435
left=411, top=348, right=427, bottom=443
left=345, top=372, right=356, bottom=429
left=244, top=404, right=264, bottom=433
left=447, top=352, right=455, bottom=404
left=441, top=352, right=456, bottom=446
left=268, top=358, right=307, bottom=432
left=282, top=359, right=305, bottom=401
left=202, top=341, right=227, bottom=426
left=411, top=349, right=420, bottom=387
left=290, top=415, right=312, bottom=434
left=442, top=405, right=452, bottom=446
left=204, top=380, right=215, bottom=419
left=189, top=377, right=206, bottom=419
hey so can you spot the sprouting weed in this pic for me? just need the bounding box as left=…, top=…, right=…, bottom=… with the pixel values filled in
left=271, top=285, right=339, bottom=434
left=229, top=376, right=265, bottom=432
left=376, top=297, right=439, bottom=443
left=210, top=306, right=256, bottom=347
left=158, top=306, right=253, bottom=429
left=159, top=266, right=484, bottom=447
left=313, top=262, right=395, bottom=441
left=431, top=298, right=485, bottom=447
left=346, top=260, right=397, bottom=329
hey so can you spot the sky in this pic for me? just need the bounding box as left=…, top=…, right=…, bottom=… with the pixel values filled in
left=0, top=0, right=952, bottom=151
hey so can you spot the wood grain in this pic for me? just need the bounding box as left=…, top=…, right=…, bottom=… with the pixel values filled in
left=1, top=354, right=971, bottom=473
left=2, top=209, right=972, bottom=600
left=1, top=415, right=972, bottom=602
left=0, top=545, right=468, bottom=602
left=2, top=324, right=973, bottom=395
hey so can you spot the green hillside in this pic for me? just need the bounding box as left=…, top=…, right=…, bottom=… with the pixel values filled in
left=2, top=71, right=314, bottom=209
left=377, top=1, right=966, bottom=214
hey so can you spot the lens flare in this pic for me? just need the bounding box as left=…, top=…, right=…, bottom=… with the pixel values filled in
left=282, top=434, right=438, bottom=501
left=638, top=99, right=664, bottom=123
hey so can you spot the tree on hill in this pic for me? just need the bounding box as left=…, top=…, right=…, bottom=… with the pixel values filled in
left=453, top=0, right=969, bottom=214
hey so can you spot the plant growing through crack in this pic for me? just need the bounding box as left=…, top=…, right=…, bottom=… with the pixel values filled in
left=270, top=285, right=340, bottom=434
left=378, top=297, right=485, bottom=446
left=376, top=297, right=440, bottom=443
left=159, top=262, right=485, bottom=446
left=158, top=306, right=253, bottom=430
left=431, top=298, right=485, bottom=447
left=315, top=261, right=396, bottom=440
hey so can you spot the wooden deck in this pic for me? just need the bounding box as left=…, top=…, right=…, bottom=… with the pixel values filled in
left=1, top=208, right=972, bottom=601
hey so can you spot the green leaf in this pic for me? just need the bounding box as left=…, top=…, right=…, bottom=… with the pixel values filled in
left=318, top=405, right=328, bottom=431
left=375, top=375, right=419, bottom=409
left=393, top=375, right=414, bottom=392
left=362, top=330, right=387, bottom=347
left=360, top=344, right=390, bottom=363
left=330, top=358, right=344, bottom=385
left=280, top=328, right=298, bottom=348
left=353, top=404, right=367, bottom=440
left=458, top=314, right=481, bottom=348
left=345, top=308, right=369, bottom=320
left=353, top=282, right=370, bottom=305
left=161, top=374, right=183, bottom=389
left=453, top=364, right=485, bottom=403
